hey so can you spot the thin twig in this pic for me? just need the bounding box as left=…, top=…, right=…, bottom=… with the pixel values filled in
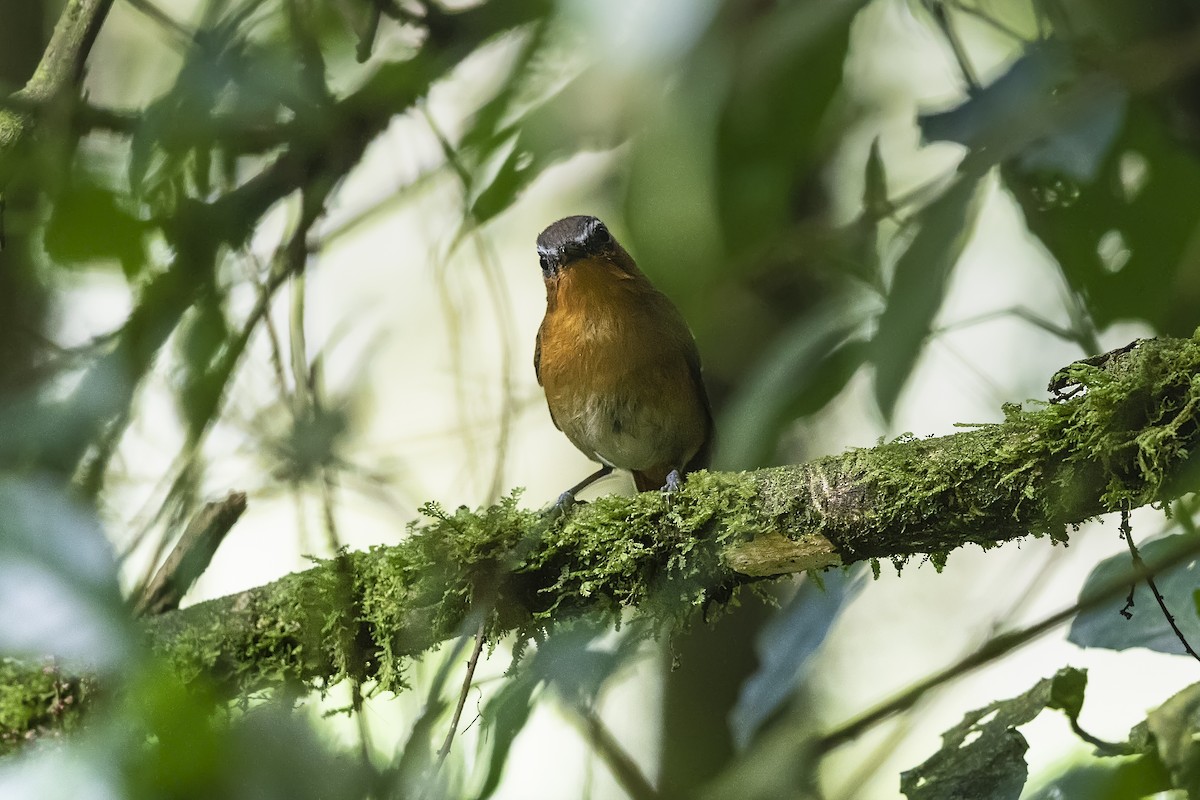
left=431, top=614, right=488, bottom=773
left=924, top=0, right=982, bottom=92
left=817, top=526, right=1200, bottom=753
left=564, top=703, right=663, bottom=800
left=1121, top=509, right=1200, bottom=663
left=943, top=0, right=1031, bottom=41
left=134, top=491, right=248, bottom=615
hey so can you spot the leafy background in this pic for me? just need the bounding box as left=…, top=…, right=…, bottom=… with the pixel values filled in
left=1, top=0, right=1199, bottom=798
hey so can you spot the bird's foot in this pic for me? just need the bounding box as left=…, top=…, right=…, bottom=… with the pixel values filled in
left=662, top=469, right=683, bottom=494
left=543, top=490, right=577, bottom=521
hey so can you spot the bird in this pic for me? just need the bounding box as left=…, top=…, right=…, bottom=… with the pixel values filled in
left=533, top=215, right=713, bottom=504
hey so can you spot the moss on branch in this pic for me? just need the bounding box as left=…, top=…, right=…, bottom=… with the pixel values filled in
left=144, top=334, right=1200, bottom=695
left=4, top=333, right=1200, bottom=748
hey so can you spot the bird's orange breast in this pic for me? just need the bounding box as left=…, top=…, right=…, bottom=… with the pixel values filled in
left=536, top=258, right=710, bottom=485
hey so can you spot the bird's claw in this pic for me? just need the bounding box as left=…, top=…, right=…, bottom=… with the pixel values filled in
left=542, top=490, right=577, bottom=521
left=661, top=470, right=683, bottom=494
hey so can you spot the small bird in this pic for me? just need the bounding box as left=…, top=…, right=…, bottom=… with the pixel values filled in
left=533, top=215, right=713, bottom=502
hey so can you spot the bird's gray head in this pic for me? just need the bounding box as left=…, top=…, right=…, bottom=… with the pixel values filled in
left=535, top=215, right=616, bottom=278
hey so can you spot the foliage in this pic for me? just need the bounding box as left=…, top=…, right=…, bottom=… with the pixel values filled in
left=2, top=0, right=1200, bottom=798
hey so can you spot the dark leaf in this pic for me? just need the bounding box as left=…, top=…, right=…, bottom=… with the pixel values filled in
left=1007, top=97, right=1200, bottom=336
left=729, top=568, right=865, bottom=749
left=1144, top=682, right=1200, bottom=798
left=871, top=174, right=985, bottom=420
left=921, top=42, right=1126, bottom=184
left=1068, top=533, right=1200, bottom=655
left=43, top=180, right=147, bottom=277
left=471, top=670, right=539, bottom=800
left=900, top=668, right=1088, bottom=800
left=719, top=296, right=873, bottom=469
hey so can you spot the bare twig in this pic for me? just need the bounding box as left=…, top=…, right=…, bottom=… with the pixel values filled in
left=431, top=615, right=488, bottom=773
left=134, top=491, right=248, bottom=616
left=923, top=0, right=981, bottom=92
left=564, top=704, right=663, bottom=800
left=18, top=0, right=115, bottom=102
left=816, top=527, right=1200, bottom=754
left=1120, top=509, right=1200, bottom=663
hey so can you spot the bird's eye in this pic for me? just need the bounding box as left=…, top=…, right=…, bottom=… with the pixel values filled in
left=538, top=254, right=552, bottom=274
left=593, top=225, right=612, bottom=245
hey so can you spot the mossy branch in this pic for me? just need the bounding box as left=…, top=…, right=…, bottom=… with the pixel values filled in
left=5, top=334, right=1200, bottom=748
left=0, top=0, right=115, bottom=155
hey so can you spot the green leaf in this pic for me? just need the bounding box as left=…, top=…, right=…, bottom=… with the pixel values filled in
left=471, top=670, right=539, bottom=800
left=712, top=1, right=864, bottom=258
left=900, top=668, right=1089, bottom=800
left=719, top=295, right=874, bottom=469
left=43, top=180, right=147, bottom=277
left=1068, top=533, right=1200, bottom=655
left=1007, top=96, right=1200, bottom=337
left=871, top=174, right=985, bottom=420
left=863, top=136, right=889, bottom=217
left=1145, top=682, right=1200, bottom=798
left=175, top=295, right=231, bottom=441
left=1023, top=757, right=1172, bottom=800
left=1048, top=666, right=1088, bottom=721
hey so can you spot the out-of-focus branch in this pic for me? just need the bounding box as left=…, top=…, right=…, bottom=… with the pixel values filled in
left=20, top=0, right=114, bottom=101
left=134, top=492, right=248, bottom=616
left=0, top=0, right=115, bottom=166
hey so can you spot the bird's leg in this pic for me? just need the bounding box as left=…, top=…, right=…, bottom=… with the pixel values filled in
left=553, top=465, right=614, bottom=510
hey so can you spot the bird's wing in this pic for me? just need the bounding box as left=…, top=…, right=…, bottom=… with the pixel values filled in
left=534, top=321, right=564, bottom=431
left=534, top=321, right=544, bottom=386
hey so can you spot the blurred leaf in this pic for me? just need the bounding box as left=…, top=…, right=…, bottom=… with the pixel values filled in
left=176, top=294, right=231, bottom=441
left=701, top=713, right=821, bottom=800
left=1023, top=756, right=1172, bottom=800
left=0, top=743, right=123, bottom=800
left=713, top=0, right=864, bottom=258
left=1145, top=681, right=1200, bottom=798
left=719, top=294, right=875, bottom=468
left=0, top=478, right=130, bottom=670
left=922, top=42, right=1127, bottom=184
left=900, top=668, right=1089, bottom=800
left=43, top=179, right=147, bottom=277
left=871, top=174, right=985, bottom=420
left=472, top=668, right=539, bottom=800
left=1007, top=96, right=1200, bottom=336
left=130, top=14, right=305, bottom=201
left=1068, top=533, right=1200, bottom=655
left=124, top=665, right=373, bottom=800
left=729, top=569, right=865, bottom=749
left=468, top=142, right=541, bottom=224
left=863, top=136, right=889, bottom=218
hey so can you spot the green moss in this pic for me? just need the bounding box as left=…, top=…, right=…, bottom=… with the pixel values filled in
left=806, top=336, right=1200, bottom=562
left=0, top=658, right=91, bottom=754
left=143, top=337, right=1200, bottom=701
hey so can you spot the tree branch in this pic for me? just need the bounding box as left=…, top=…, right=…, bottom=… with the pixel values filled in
left=20, top=0, right=115, bottom=102
left=0, top=0, right=115, bottom=153
left=4, top=335, right=1200, bottom=748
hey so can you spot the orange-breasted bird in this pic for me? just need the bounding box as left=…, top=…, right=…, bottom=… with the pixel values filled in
left=533, top=215, right=713, bottom=502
